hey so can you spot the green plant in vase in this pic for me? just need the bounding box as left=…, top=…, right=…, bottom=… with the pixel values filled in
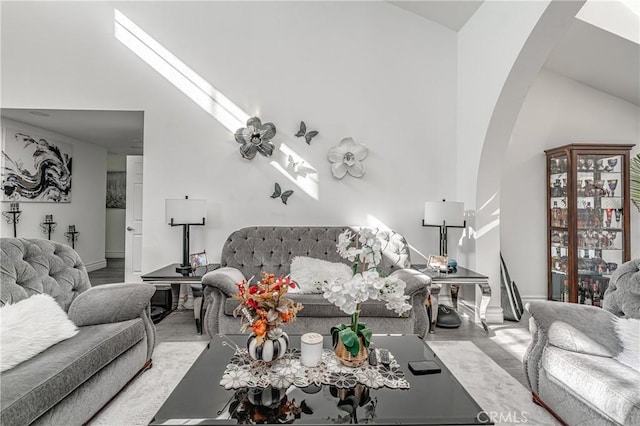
left=324, top=228, right=412, bottom=367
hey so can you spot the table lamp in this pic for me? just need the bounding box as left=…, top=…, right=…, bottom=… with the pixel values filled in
left=422, top=200, right=465, bottom=257
left=166, top=196, right=207, bottom=274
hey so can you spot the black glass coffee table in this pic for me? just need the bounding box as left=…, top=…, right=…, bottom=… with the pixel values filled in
left=150, top=334, right=489, bottom=425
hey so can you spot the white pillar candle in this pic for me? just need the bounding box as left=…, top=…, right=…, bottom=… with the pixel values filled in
left=301, top=332, right=323, bottom=367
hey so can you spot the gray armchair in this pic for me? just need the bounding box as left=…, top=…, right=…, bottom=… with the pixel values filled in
left=202, top=226, right=432, bottom=339
left=0, top=238, right=156, bottom=426
left=524, top=301, right=640, bottom=425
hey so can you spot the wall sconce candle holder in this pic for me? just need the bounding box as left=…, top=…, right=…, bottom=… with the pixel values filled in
left=2, top=202, right=22, bottom=237
left=64, top=225, right=79, bottom=249
left=40, top=214, right=57, bottom=240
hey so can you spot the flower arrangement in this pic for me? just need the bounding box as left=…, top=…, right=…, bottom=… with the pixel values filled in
left=233, top=272, right=303, bottom=346
left=324, top=228, right=412, bottom=360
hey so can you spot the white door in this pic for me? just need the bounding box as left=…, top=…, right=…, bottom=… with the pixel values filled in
left=125, top=155, right=143, bottom=283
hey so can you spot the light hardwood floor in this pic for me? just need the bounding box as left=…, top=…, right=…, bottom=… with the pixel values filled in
left=89, top=261, right=532, bottom=388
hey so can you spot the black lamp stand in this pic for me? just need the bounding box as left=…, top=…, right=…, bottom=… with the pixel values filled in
left=422, top=220, right=466, bottom=257
left=169, top=217, right=205, bottom=275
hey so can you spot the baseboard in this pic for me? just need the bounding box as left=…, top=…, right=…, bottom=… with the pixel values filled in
left=85, top=259, right=107, bottom=272
left=457, top=300, right=504, bottom=325
left=520, top=296, right=548, bottom=307
left=485, top=306, right=504, bottom=324
left=105, top=251, right=124, bottom=259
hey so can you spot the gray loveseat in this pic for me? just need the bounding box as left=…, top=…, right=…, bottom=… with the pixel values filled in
left=202, top=226, right=432, bottom=339
left=524, top=260, right=640, bottom=425
left=0, top=238, right=156, bottom=426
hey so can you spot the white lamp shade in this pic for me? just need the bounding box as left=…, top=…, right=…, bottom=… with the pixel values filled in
left=424, top=201, right=464, bottom=227
left=165, top=199, right=207, bottom=224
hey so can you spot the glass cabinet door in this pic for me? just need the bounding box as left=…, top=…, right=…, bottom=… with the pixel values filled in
left=549, top=154, right=569, bottom=302
left=575, top=153, right=624, bottom=307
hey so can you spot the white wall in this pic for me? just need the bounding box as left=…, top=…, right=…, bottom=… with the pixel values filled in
left=1, top=2, right=458, bottom=272
left=0, top=118, right=108, bottom=270
left=106, top=153, right=126, bottom=258
left=502, top=69, right=640, bottom=303
left=455, top=0, right=585, bottom=323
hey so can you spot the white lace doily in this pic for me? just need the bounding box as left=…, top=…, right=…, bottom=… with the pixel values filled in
left=220, top=348, right=410, bottom=390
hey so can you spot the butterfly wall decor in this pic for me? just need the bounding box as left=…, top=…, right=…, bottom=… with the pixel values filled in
left=295, top=121, right=319, bottom=145
left=271, top=183, right=294, bottom=204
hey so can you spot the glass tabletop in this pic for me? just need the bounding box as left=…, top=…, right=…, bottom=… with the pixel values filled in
left=141, top=263, right=220, bottom=281
left=150, top=334, right=489, bottom=425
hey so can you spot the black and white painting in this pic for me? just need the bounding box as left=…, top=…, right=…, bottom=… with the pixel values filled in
left=106, top=171, right=126, bottom=209
left=1, top=127, right=73, bottom=202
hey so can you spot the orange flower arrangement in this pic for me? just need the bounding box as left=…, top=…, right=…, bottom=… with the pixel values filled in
left=233, top=272, right=303, bottom=346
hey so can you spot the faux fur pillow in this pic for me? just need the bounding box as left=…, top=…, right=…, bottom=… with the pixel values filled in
left=1, top=294, right=79, bottom=372
left=290, top=256, right=353, bottom=294
left=614, top=317, right=640, bottom=371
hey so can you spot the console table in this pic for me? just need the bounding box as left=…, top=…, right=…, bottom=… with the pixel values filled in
left=414, top=265, right=491, bottom=332
left=141, top=263, right=220, bottom=333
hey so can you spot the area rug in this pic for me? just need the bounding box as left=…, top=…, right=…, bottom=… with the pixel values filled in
left=89, top=340, right=557, bottom=426
left=429, top=341, right=559, bottom=425
left=87, top=341, right=208, bottom=426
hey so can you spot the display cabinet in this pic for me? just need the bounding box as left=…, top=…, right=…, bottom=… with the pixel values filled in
left=545, top=144, right=634, bottom=306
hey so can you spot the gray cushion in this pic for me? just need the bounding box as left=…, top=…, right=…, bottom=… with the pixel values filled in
left=0, top=319, right=144, bottom=426
left=1, top=238, right=91, bottom=311
left=68, top=283, right=156, bottom=326
left=603, top=259, right=640, bottom=319
left=542, top=346, right=640, bottom=425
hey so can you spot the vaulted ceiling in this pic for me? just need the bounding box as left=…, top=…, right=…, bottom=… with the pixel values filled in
left=2, top=1, right=637, bottom=156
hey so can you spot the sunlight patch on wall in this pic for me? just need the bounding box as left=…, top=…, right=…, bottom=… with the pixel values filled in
left=474, top=218, right=500, bottom=239
left=114, top=9, right=248, bottom=132
left=114, top=9, right=319, bottom=199
left=269, top=143, right=319, bottom=200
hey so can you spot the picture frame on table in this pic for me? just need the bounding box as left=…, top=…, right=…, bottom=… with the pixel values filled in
left=189, top=251, right=208, bottom=274
left=427, top=255, right=448, bottom=272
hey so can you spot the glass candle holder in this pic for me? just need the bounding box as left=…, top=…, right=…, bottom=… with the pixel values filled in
left=45, top=214, right=53, bottom=223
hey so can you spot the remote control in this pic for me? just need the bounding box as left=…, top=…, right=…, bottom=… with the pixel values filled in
left=379, top=348, right=391, bottom=367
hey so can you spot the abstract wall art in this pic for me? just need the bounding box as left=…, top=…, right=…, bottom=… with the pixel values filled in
left=1, top=127, right=73, bottom=202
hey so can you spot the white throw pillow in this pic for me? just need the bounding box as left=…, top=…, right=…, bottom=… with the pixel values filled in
left=1, top=294, right=79, bottom=372
left=614, top=317, right=640, bottom=371
left=290, top=256, right=353, bottom=294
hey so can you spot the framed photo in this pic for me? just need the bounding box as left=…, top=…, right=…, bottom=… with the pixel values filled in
left=427, top=255, right=448, bottom=272
left=106, top=171, right=126, bottom=209
left=189, top=251, right=208, bottom=272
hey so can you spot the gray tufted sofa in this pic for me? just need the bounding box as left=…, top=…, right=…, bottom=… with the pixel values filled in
left=0, top=238, right=156, bottom=426
left=202, top=226, right=432, bottom=339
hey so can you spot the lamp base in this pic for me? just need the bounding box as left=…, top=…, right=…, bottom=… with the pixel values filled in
left=175, top=264, right=192, bottom=275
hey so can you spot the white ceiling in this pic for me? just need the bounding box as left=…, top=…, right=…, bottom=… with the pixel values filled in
left=389, top=0, right=639, bottom=107
left=1, top=2, right=637, bottom=156
left=1, top=109, right=144, bottom=155
left=545, top=17, right=639, bottom=106
left=388, top=0, right=484, bottom=31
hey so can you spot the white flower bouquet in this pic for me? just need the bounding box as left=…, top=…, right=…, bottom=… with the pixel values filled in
left=325, top=228, right=412, bottom=359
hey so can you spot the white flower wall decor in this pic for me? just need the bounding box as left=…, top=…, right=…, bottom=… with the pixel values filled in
left=327, top=137, right=368, bottom=179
